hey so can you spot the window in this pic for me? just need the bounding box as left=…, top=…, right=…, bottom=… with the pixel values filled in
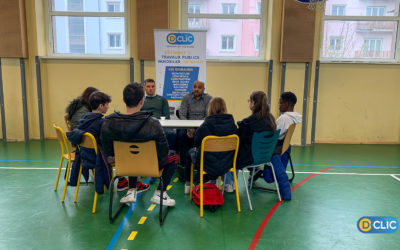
left=331, top=5, right=345, bottom=16
left=222, top=3, right=236, bottom=14
left=108, top=33, right=122, bottom=48
left=366, top=6, right=385, bottom=16
left=107, top=2, right=121, bottom=12
left=363, top=38, right=383, bottom=57
left=182, top=0, right=266, bottom=60
left=321, top=0, right=400, bottom=62
left=328, top=36, right=343, bottom=51
left=47, top=0, right=128, bottom=57
left=254, top=34, right=260, bottom=51
left=221, top=35, right=235, bottom=51
left=188, top=4, right=201, bottom=14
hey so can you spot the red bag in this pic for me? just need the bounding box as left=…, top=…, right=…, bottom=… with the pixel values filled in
left=192, top=183, right=224, bottom=212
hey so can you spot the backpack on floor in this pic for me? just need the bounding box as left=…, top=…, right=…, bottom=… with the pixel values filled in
left=192, top=183, right=224, bottom=212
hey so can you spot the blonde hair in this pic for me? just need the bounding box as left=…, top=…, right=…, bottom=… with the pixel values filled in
left=208, top=97, right=227, bottom=115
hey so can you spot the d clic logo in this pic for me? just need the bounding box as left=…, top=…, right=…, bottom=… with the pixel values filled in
left=357, top=216, right=398, bottom=233
left=167, top=33, right=194, bottom=45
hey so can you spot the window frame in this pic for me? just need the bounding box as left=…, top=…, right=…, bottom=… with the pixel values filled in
left=321, top=3, right=400, bottom=63
left=107, top=32, right=123, bottom=49
left=45, top=0, right=129, bottom=58
left=220, top=35, right=236, bottom=52
left=181, top=0, right=267, bottom=61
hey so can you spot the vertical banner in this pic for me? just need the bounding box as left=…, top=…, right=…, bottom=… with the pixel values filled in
left=154, top=30, right=206, bottom=119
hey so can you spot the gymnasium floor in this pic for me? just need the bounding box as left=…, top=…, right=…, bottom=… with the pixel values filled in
left=0, top=140, right=399, bottom=250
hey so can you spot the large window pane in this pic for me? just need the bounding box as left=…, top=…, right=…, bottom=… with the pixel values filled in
left=52, top=16, right=125, bottom=54
left=187, top=18, right=260, bottom=57
left=321, top=20, right=398, bottom=59
left=187, top=0, right=262, bottom=15
left=52, top=0, right=125, bottom=12
left=325, top=0, right=400, bottom=17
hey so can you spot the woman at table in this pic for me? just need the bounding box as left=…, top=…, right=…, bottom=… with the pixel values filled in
left=184, top=97, right=237, bottom=194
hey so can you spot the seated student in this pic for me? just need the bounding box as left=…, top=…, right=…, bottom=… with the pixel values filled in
left=67, top=91, right=115, bottom=193
left=101, top=83, right=177, bottom=206
left=141, top=78, right=170, bottom=119
left=236, top=91, right=291, bottom=200
left=66, top=87, right=98, bottom=130
left=260, top=92, right=302, bottom=186
left=184, top=97, right=237, bottom=194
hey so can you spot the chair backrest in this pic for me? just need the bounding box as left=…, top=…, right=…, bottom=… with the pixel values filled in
left=53, top=124, right=72, bottom=157
left=113, top=140, right=160, bottom=177
left=251, top=129, right=280, bottom=165
left=64, top=115, right=72, bottom=132
left=281, top=123, right=296, bottom=156
left=200, top=135, right=239, bottom=169
left=79, top=132, right=98, bottom=154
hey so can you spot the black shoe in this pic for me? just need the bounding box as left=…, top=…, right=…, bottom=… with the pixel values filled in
left=248, top=168, right=263, bottom=184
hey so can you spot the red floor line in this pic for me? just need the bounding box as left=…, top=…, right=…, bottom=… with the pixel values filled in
left=248, top=167, right=333, bottom=250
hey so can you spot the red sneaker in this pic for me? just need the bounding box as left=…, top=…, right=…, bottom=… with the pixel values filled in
left=136, top=181, right=150, bottom=194
left=117, top=177, right=128, bottom=191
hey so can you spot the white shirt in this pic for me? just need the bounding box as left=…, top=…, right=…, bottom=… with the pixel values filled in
left=276, top=112, right=302, bottom=140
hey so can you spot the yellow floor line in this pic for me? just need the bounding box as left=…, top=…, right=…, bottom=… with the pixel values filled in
left=167, top=185, right=172, bottom=190
left=173, top=177, right=179, bottom=182
left=127, top=231, right=138, bottom=240
left=147, top=204, right=156, bottom=211
left=138, top=216, right=147, bottom=224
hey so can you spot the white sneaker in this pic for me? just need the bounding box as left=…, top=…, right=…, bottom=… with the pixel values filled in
left=184, top=183, right=194, bottom=194
left=224, top=183, right=235, bottom=193
left=151, top=191, right=176, bottom=206
left=120, top=189, right=137, bottom=203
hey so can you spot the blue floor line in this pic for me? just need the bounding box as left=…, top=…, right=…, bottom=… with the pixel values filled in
left=293, top=164, right=400, bottom=168
left=106, top=178, right=150, bottom=250
left=0, top=159, right=58, bottom=162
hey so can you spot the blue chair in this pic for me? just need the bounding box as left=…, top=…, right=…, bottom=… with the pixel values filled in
left=240, top=129, right=281, bottom=210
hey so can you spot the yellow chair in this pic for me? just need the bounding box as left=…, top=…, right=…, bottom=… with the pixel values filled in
left=189, top=135, right=240, bottom=217
left=73, top=132, right=100, bottom=214
left=109, top=140, right=169, bottom=225
left=53, top=124, right=75, bottom=202
left=281, top=123, right=296, bottom=182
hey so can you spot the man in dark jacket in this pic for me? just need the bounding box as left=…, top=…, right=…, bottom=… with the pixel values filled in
left=101, top=83, right=176, bottom=206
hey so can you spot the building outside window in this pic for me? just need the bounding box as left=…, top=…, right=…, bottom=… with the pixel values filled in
left=47, top=0, right=127, bottom=57
left=107, top=2, right=121, bottom=12
left=321, top=0, right=400, bottom=62
left=182, top=0, right=265, bottom=60
left=221, top=35, right=236, bottom=51
left=222, top=3, right=236, bottom=14
left=254, top=34, right=259, bottom=50
left=331, top=5, right=345, bottom=16
left=108, top=33, right=122, bottom=48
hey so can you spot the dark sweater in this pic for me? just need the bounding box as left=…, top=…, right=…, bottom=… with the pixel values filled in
left=141, top=95, right=170, bottom=119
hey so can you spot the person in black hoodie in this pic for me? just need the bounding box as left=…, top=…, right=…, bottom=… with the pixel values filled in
left=67, top=91, right=116, bottom=193
left=237, top=91, right=292, bottom=200
left=101, top=83, right=177, bottom=206
left=65, top=87, right=98, bottom=130
left=184, top=97, right=238, bottom=194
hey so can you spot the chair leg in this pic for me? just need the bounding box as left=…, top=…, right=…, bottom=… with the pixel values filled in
left=109, top=176, right=126, bottom=223
left=61, top=159, right=72, bottom=202
left=233, top=168, right=241, bottom=212
left=288, top=154, right=295, bottom=182
left=218, top=176, right=222, bottom=190
left=189, top=163, right=194, bottom=200
left=55, top=156, right=64, bottom=191
left=92, top=169, right=98, bottom=214
left=222, top=174, right=226, bottom=195
left=241, top=170, right=253, bottom=210
left=159, top=178, right=169, bottom=225
left=269, top=163, right=282, bottom=201
left=200, top=170, right=204, bottom=217
left=249, top=167, right=256, bottom=190
left=74, top=165, right=83, bottom=202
